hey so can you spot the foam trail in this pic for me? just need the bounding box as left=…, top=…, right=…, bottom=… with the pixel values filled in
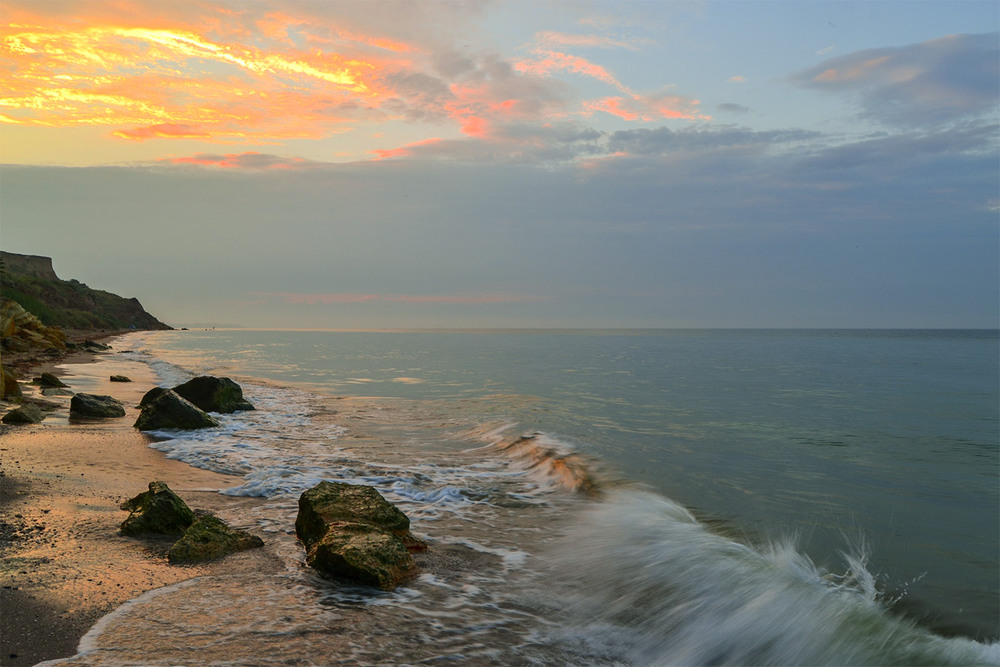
left=548, top=489, right=999, bottom=666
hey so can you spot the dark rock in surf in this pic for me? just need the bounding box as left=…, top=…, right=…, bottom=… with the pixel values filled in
left=110, top=374, right=132, bottom=382
left=83, top=340, right=112, bottom=352
left=138, top=386, right=169, bottom=407
left=119, top=481, right=196, bottom=536
left=172, top=376, right=254, bottom=413
left=1, top=403, right=44, bottom=424
left=70, top=393, right=126, bottom=418
left=167, top=514, right=264, bottom=563
left=296, top=481, right=426, bottom=591
left=134, top=388, right=220, bottom=430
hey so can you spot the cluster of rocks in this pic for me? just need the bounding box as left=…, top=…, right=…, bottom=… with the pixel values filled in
left=5, top=364, right=426, bottom=590
left=119, top=481, right=264, bottom=563
left=121, top=479, right=424, bottom=589
left=134, top=376, right=254, bottom=431
left=2, top=372, right=256, bottom=428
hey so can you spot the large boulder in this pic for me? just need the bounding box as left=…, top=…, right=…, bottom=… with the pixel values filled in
left=134, top=388, right=220, bottom=430
left=1, top=403, right=44, bottom=424
left=120, top=481, right=196, bottom=536
left=172, top=376, right=254, bottom=413
left=167, top=514, right=264, bottom=563
left=296, top=481, right=426, bottom=591
left=70, top=393, right=126, bottom=418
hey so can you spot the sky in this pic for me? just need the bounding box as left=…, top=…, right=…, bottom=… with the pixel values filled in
left=0, top=0, right=997, bottom=329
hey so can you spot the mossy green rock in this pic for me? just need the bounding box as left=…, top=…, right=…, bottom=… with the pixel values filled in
left=167, top=514, right=264, bottom=563
left=307, top=524, right=416, bottom=591
left=120, top=481, right=196, bottom=536
left=296, top=481, right=425, bottom=591
left=172, top=376, right=254, bottom=413
left=296, top=481, right=418, bottom=549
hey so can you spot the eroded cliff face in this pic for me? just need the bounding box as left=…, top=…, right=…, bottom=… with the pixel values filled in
left=0, top=251, right=171, bottom=331
left=0, top=253, right=59, bottom=281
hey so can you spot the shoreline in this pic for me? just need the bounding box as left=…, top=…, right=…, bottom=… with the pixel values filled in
left=0, top=332, right=277, bottom=666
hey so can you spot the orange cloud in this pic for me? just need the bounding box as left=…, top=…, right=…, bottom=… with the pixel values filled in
left=0, top=5, right=409, bottom=142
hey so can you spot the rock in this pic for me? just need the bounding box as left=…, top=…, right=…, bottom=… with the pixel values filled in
left=1, top=365, right=21, bottom=401
left=37, top=372, right=68, bottom=388
left=307, top=526, right=416, bottom=591
left=134, top=389, right=220, bottom=430
left=120, top=481, right=196, bottom=536
left=83, top=340, right=112, bottom=352
left=41, top=387, right=74, bottom=397
left=167, top=514, right=264, bottom=563
left=296, top=481, right=425, bottom=591
left=1, top=403, right=44, bottom=424
left=110, top=374, right=132, bottom=382
left=70, top=393, right=126, bottom=418
left=171, top=376, right=254, bottom=413
left=138, top=386, right=169, bottom=407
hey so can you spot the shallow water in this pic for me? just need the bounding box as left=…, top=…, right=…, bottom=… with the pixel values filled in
left=45, top=329, right=999, bottom=665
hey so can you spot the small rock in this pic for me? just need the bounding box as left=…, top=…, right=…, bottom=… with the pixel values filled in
left=1, top=404, right=44, bottom=424
left=167, top=514, right=264, bottom=563
left=110, top=375, right=132, bottom=382
left=70, top=393, right=126, bottom=418
left=37, top=372, right=69, bottom=388
left=83, top=340, right=112, bottom=351
left=120, top=481, right=195, bottom=536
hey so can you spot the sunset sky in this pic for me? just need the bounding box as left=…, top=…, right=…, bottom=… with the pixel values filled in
left=1, top=0, right=997, bottom=328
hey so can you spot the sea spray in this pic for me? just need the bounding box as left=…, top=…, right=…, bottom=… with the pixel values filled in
left=544, top=488, right=1000, bottom=666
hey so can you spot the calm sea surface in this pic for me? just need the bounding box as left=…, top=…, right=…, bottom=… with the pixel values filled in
left=56, top=329, right=999, bottom=665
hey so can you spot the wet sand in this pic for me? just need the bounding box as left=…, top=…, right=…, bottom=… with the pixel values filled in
left=0, top=337, right=276, bottom=665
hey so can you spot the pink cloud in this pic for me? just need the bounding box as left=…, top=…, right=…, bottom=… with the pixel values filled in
left=256, top=292, right=549, bottom=305
left=514, top=49, right=631, bottom=95
left=584, top=92, right=709, bottom=122
left=159, top=151, right=311, bottom=169
left=371, top=137, right=444, bottom=160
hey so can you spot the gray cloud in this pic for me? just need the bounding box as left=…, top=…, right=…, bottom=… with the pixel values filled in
left=3, top=117, right=996, bottom=328
left=717, top=103, right=750, bottom=114
left=789, top=33, right=1000, bottom=128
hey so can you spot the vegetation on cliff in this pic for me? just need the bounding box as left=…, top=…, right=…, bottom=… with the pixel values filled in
left=1, top=251, right=171, bottom=331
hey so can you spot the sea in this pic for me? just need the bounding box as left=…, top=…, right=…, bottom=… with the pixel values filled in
left=52, top=328, right=999, bottom=665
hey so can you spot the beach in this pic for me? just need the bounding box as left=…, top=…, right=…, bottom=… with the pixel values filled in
left=0, top=335, right=276, bottom=665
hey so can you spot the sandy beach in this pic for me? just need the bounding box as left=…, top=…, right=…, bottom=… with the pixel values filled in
left=0, top=335, right=278, bottom=666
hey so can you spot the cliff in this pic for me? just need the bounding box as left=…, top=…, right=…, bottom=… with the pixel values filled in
left=0, top=251, right=172, bottom=331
